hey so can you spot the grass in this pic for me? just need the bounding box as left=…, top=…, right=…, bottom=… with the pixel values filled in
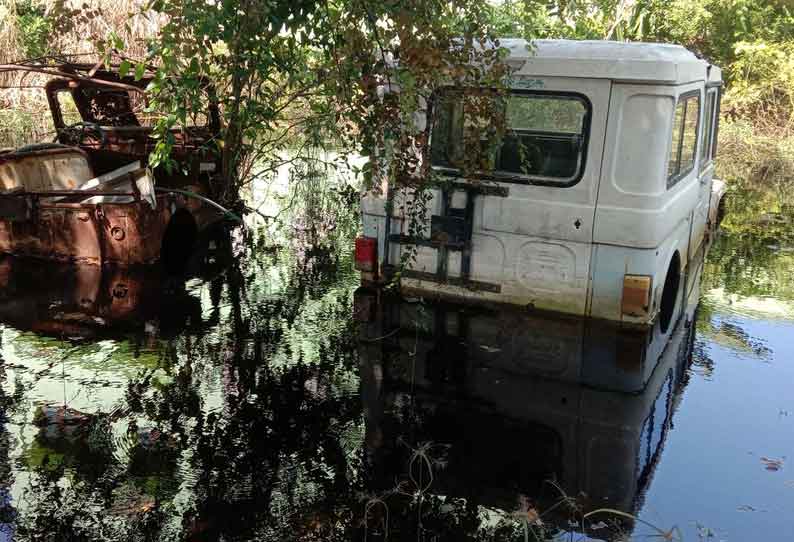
left=717, top=119, right=794, bottom=191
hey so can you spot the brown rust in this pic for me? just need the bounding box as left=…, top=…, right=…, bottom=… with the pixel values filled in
left=0, top=254, right=185, bottom=337
left=0, top=191, right=218, bottom=265
left=0, top=64, right=225, bottom=266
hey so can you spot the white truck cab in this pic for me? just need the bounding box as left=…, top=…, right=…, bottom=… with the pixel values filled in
left=357, top=39, right=726, bottom=329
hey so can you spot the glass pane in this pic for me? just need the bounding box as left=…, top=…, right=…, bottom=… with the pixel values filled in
left=680, top=95, right=699, bottom=174
left=499, top=95, right=587, bottom=179
left=56, top=91, right=83, bottom=126
left=430, top=91, right=589, bottom=183
left=430, top=93, right=464, bottom=169
left=667, top=101, right=685, bottom=179
left=131, top=92, right=210, bottom=128
left=506, top=96, right=586, bottom=133
left=711, top=91, right=721, bottom=159
left=700, top=92, right=715, bottom=167
left=73, top=86, right=139, bottom=126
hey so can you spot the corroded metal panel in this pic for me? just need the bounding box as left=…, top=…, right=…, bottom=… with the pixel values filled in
left=0, top=193, right=215, bottom=266
left=0, top=66, right=224, bottom=266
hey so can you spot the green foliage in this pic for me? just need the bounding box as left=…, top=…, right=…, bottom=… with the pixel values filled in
left=0, top=106, right=53, bottom=148
left=72, top=0, right=794, bottom=202
left=703, top=183, right=794, bottom=309
left=13, top=0, right=54, bottom=58
left=717, top=120, right=794, bottom=190
left=100, top=0, right=512, bottom=212
left=485, top=0, right=794, bottom=185
left=138, top=0, right=329, bottom=204
left=723, top=40, right=794, bottom=132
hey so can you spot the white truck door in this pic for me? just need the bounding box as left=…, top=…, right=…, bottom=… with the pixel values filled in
left=384, top=77, right=611, bottom=316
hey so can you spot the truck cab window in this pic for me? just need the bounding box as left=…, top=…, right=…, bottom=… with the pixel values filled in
left=55, top=91, right=83, bottom=126
left=667, top=92, right=700, bottom=188
left=699, top=88, right=719, bottom=170
left=431, top=90, right=590, bottom=185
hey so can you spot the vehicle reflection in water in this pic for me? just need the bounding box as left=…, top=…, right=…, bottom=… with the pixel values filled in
left=356, top=248, right=705, bottom=540
left=0, top=224, right=234, bottom=340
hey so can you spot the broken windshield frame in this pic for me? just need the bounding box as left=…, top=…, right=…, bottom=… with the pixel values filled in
left=45, top=76, right=221, bottom=133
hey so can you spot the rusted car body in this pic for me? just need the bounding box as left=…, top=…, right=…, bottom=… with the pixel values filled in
left=0, top=64, right=224, bottom=267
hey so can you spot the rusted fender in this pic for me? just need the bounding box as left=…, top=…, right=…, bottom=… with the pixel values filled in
left=0, top=188, right=219, bottom=265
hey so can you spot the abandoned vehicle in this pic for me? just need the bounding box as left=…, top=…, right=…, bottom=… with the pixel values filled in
left=356, top=39, right=727, bottom=331
left=0, top=63, right=225, bottom=269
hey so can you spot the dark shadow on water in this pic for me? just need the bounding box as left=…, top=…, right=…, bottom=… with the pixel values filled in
left=0, top=222, right=237, bottom=341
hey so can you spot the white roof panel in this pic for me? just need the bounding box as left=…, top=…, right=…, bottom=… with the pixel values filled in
left=500, top=39, right=720, bottom=85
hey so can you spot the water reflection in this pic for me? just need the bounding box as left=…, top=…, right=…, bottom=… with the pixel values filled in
left=355, top=249, right=703, bottom=540
left=0, top=223, right=234, bottom=341
left=0, top=216, right=364, bottom=541
left=0, top=184, right=777, bottom=541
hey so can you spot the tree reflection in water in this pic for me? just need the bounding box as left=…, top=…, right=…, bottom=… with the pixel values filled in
left=0, top=207, right=707, bottom=541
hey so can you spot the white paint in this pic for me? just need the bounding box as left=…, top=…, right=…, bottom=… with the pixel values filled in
left=361, top=39, right=726, bottom=326
left=504, top=39, right=718, bottom=85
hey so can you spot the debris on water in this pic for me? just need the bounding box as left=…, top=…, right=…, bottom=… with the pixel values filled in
left=136, top=427, right=178, bottom=451
left=52, top=312, right=107, bottom=326
left=33, top=403, right=97, bottom=442
left=760, top=456, right=785, bottom=471
left=33, top=404, right=94, bottom=428
left=525, top=507, right=541, bottom=525
left=109, top=484, right=158, bottom=518
left=695, top=523, right=717, bottom=538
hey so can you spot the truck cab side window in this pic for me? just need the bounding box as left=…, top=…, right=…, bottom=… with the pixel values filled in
left=667, top=92, right=700, bottom=188
left=699, top=88, right=720, bottom=171
left=711, top=89, right=722, bottom=159
left=56, top=91, right=83, bottom=126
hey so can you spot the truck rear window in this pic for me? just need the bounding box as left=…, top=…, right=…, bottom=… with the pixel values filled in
left=430, top=90, right=590, bottom=185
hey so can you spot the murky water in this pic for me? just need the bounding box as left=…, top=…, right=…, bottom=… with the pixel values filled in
left=0, top=182, right=791, bottom=541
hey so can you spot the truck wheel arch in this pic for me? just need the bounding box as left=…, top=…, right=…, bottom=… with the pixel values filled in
left=659, top=250, right=681, bottom=333
left=161, top=208, right=198, bottom=274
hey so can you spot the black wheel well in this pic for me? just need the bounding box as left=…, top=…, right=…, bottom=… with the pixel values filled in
left=161, top=209, right=198, bottom=274
left=659, top=251, right=681, bottom=333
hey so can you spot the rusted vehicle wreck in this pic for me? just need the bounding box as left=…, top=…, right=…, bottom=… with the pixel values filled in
left=0, top=62, right=227, bottom=269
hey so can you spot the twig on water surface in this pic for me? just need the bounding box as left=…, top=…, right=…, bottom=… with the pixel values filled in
left=583, top=508, right=682, bottom=541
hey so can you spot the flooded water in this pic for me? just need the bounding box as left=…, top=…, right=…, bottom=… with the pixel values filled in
left=0, top=181, right=791, bottom=541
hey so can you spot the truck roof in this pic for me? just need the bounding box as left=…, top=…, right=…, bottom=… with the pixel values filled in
left=501, top=39, right=722, bottom=85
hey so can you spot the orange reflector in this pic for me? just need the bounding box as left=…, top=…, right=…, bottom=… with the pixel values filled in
left=621, top=275, right=652, bottom=317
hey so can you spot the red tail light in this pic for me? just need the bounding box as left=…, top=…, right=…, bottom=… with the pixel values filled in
left=355, top=236, right=378, bottom=273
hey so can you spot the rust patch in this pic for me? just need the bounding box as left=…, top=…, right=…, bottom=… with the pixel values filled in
left=0, top=193, right=219, bottom=266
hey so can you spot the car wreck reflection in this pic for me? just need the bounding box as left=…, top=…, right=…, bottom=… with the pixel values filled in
left=0, top=225, right=233, bottom=339
left=356, top=252, right=703, bottom=540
